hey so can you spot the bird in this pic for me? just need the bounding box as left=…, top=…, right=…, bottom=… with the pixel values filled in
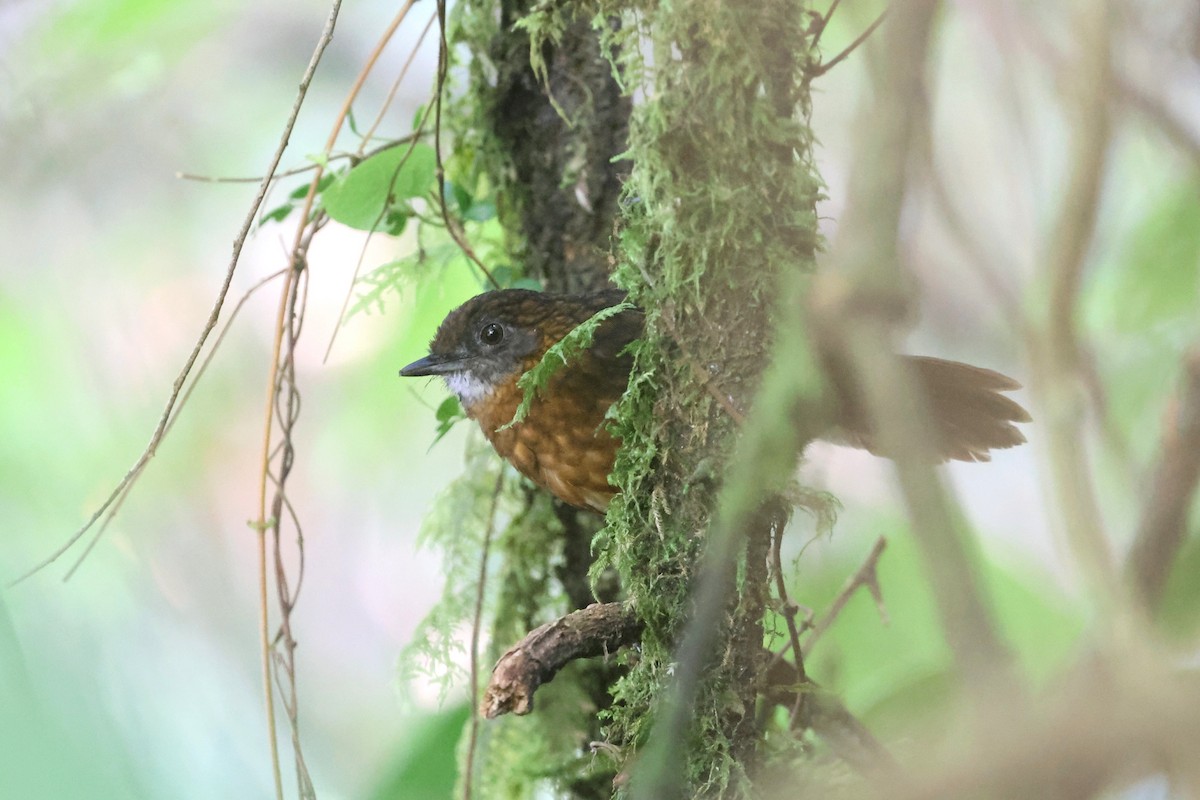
left=400, top=288, right=1030, bottom=512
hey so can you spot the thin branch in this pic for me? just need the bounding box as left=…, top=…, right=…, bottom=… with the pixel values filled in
left=320, top=8, right=439, bottom=366
left=1031, top=0, right=1117, bottom=603
left=763, top=657, right=900, bottom=776
left=323, top=101, right=439, bottom=365
left=463, top=473, right=505, bottom=800
left=361, top=10, right=437, bottom=150
left=251, top=5, right=416, bottom=793
left=811, top=9, right=889, bottom=78
left=811, top=0, right=843, bottom=50
left=175, top=135, right=420, bottom=186
left=434, top=0, right=499, bottom=290
left=769, top=513, right=809, bottom=727
left=243, top=8, right=344, bottom=799
left=812, top=0, right=1017, bottom=694
left=60, top=268, right=290, bottom=581
left=803, top=536, right=888, bottom=657
left=1126, top=350, right=1200, bottom=609
left=4, top=0, right=341, bottom=596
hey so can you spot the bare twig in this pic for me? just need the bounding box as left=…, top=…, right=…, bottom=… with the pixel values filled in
left=811, top=0, right=842, bottom=50
left=60, top=268, right=290, bottom=581
left=769, top=513, right=809, bottom=726
left=433, top=0, right=499, bottom=289
left=321, top=10, right=440, bottom=365
left=813, top=0, right=1016, bottom=694
left=808, top=689, right=900, bottom=776
left=811, top=9, right=889, bottom=77
left=269, top=249, right=315, bottom=799
left=803, top=536, right=888, bottom=657
left=361, top=10, right=438, bottom=149
left=463, top=474, right=505, bottom=800
left=1031, top=0, right=1117, bottom=602
left=6, top=2, right=343, bottom=593
left=250, top=4, right=413, bottom=795
left=763, top=656, right=899, bottom=776
left=176, top=135, right=420, bottom=186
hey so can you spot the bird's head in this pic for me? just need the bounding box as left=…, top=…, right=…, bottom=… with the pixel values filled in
left=399, top=290, right=553, bottom=411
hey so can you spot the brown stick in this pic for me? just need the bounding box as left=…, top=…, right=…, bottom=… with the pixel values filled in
left=482, top=602, right=642, bottom=719
left=804, top=536, right=889, bottom=657
left=1127, top=351, right=1200, bottom=609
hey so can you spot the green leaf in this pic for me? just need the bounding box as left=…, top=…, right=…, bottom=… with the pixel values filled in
left=259, top=203, right=294, bottom=225
left=431, top=397, right=466, bottom=449
left=323, top=143, right=437, bottom=231
left=288, top=172, right=335, bottom=199
left=463, top=198, right=496, bottom=222
left=384, top=209, right=410, bottom=237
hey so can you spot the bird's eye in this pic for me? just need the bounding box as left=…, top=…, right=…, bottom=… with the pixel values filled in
left=480, top=322, right=505, bottom=345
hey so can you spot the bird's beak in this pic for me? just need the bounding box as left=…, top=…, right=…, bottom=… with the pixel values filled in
left=399, top=352, right=467, bottom=377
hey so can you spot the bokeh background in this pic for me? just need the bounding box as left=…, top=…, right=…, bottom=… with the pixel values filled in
left=2, top=0, right=1198, bottom=797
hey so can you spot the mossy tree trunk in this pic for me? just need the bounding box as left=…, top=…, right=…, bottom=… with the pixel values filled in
left=454, top=0, right=823, bottom=796
left=456, top=2, right=632, bottom=798
left=599, top=1, right=823, bottom=794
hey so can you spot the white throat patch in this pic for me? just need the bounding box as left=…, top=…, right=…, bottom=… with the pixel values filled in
left=444, top=372, right=493, bottom=409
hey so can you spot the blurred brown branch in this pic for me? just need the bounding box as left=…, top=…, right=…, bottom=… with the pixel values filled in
left=1127, top=351, right=1200, bottom=609
left=813, top=0, right=1016, bottom=694
left=1030, top=0, right=1117, bottom=602
left=886, top=657, right=1200, bottom=800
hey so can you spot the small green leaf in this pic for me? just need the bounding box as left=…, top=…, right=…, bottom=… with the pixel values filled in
left=323, top=143, right=437, bottom=231
left=431, top=397, right=466, bottom=449
left=489, top=265, right=516, bottom=287
left=463, top=198, right=496, bottom=222
left=259, top=203, right=294, bottom=225
left=288, top=172, right=336, bottom=199
left=451, top=181, right=473, bottom=215
left=384, top=209, right=410, bottom=237
left=435, top=396, right=461, bottom=423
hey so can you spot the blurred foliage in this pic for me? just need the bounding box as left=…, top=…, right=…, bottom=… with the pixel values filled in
left=366, top=704, right=470, bottom=800
left=0, top=593, right=144, bottom=799
left=1087, top=176, right=1200, bottom=463
left=3, top=0, right=1198, bottom=797
left=801, top=525, right=1083, bottom=731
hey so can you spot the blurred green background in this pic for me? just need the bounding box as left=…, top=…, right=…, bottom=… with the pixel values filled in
left=1, top=0, right=1197, bottom=797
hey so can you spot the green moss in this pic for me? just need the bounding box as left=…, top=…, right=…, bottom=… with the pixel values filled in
left=501, top=300, right=636, bottom=430
left=420, top=1, right=828, bottom=796
left=587, top=1, right=825, bottom=795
